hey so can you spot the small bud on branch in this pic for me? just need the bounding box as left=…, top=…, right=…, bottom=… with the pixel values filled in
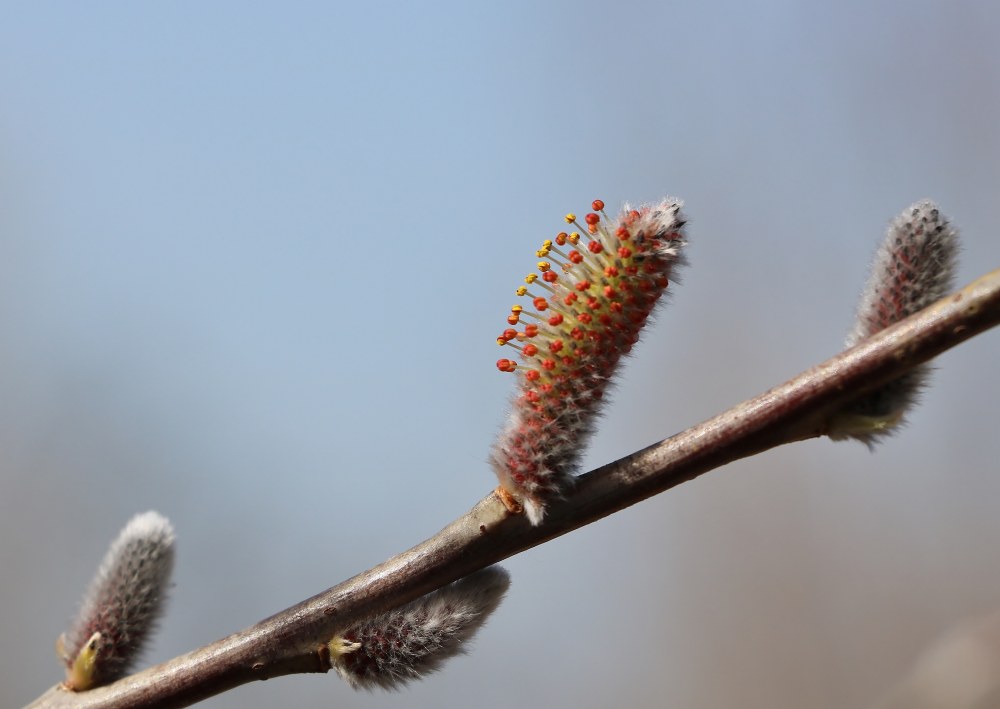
left=57, top=511, right=175, bottom=691
left=491, top=198, right=688, bottom=523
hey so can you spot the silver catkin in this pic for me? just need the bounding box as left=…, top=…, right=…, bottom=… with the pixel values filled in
left=829, top=201, right=959, bottom=445
left=58, top=511, right=175, bottom=690
left=329, top=566, right=510, bottom=690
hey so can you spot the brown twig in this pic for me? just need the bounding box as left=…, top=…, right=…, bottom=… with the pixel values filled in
left=25, top=268, right=1000, bottom=709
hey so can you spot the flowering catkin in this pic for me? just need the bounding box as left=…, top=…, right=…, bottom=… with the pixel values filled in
left=829, top=200, right=959, bottom=445
left=57, top=511, right=175, bottom=691
left=491, top=199, right=688, bottom=523
left=328, top=566, right=510, bottom=690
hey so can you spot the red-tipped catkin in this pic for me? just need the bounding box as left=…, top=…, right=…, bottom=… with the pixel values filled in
left=829, top=200, right=959, bottom=445
left=491, top=198, right=688, bottom=523
left=328, top=566, right=510, bottom=691
left=57, top=511, right=175, bottom=691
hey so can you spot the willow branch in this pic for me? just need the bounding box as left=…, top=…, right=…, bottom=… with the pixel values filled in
left=26, top=268, right=1000, bottom=709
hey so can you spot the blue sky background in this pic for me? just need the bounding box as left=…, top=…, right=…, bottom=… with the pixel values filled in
left=2, top=2, right=999, bottom=707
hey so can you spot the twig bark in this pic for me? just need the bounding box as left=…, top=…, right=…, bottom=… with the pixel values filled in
left=26, top=268, right=1000, bottom=709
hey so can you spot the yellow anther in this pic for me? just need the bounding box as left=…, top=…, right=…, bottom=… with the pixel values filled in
left=542, top=239, right=553, bottom=248
left=568, top=232, right=580, bottom=244
left=536, top=248, right=550, bottom=258
left=516, top=286, right=528, bottom=296
left=525, top=273, right=538, bottom=284
left=497, top=337, right=507, bottom=346
left=564, top=213, right=576, bottom=223
left=511, top=305, right=523, bottom=313
left=537, top=261, right=551, bottom=272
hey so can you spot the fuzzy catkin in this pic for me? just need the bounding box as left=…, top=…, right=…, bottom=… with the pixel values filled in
left=58, top=511, right=175, bottom=690
left=830, top=201, right=959, bottom=445
left=329, top=566, right=510, bottom=690
left=491, top=199, right=688, bottom=523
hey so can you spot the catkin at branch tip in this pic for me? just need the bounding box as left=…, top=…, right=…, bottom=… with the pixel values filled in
left=57, top=511, right=175, bottom=691
left=829, top=200, right=959, bottom=446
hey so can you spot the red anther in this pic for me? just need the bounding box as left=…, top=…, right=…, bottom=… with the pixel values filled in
left=587, top=224, right=598, bottom=235
left=496, top=358, right=517, bottom=372
left=526, top=390, right=540, bottom=403
left=592, top=200, right=605, bottom=211
left=542, top=271, right=559, bottom=283
left=563, top=292, right=578, bottom=305
left=525, top=369, right=540, bottom=381
left=533, top=297, right=549, bottom=311
left=524, top=323, right=539, bottom=337
left=568, top=250, right=584, bottom=264
left=657, top=276, right=669, bottom=288
left=599, top=314, right=612, bottom=326
left=507, top=313, right=520, bottom=325
left=503, top=328, right=519, bottom=341
left=542, top=359, right=556, bottom=371
left=585, top=213, right=600, bottom=226
left=570, top=327, right=584, bottom=340
left=616, top=226, right=630, bottom=240
left=618, top=246, right=632, bottom=258
left=610, top=301, right=623, bottom=313
left=577, top=313, right=593, bottom=324
left=604, top=266, right=619, bottom=277
left=548, top=313, right=564, bottom=326
left=630, top=209, right=641, bottom=220
left=574, top=280, right=591, bottom=291
left=523, top=343, right=539, bottom=357
left=555, top=231, right=568, bottom=245
left=587, top=297, right=600, bottom=310
left=603, top=286, right=616, bottom=298
left=625, top=265, right=638, bottom=276
left=540, top=382, right=553, bottom=393
left=549, top=339, right=564, bottom=353
left=587, top=241, right=604, bottom=254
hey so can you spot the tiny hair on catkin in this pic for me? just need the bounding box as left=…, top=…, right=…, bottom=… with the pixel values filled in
left=328, top=566, right=510, bottom=691
left=57, top=510, right=175, bottom=691
left=491, top=198, right=688, bottom=523
left=828, top=200, right=959, bottom=445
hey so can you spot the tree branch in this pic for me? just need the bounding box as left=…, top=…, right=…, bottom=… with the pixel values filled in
left=26, top=268, right=1000, bottom=709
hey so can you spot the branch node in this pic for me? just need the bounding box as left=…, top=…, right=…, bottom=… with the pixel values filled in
left=317, top=643, right=332, bottom=672
left=493, top=486, right=523, bottom=515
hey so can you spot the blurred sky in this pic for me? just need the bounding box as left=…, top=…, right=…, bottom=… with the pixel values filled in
left=2, top=2, right=999, bottom=708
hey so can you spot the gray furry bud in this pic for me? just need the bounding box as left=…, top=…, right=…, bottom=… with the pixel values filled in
left=57, top=511, right=175, bottom=690
left=329, top=566, right=510, bottom=690
left=829, top=201, right=959, bottom=445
